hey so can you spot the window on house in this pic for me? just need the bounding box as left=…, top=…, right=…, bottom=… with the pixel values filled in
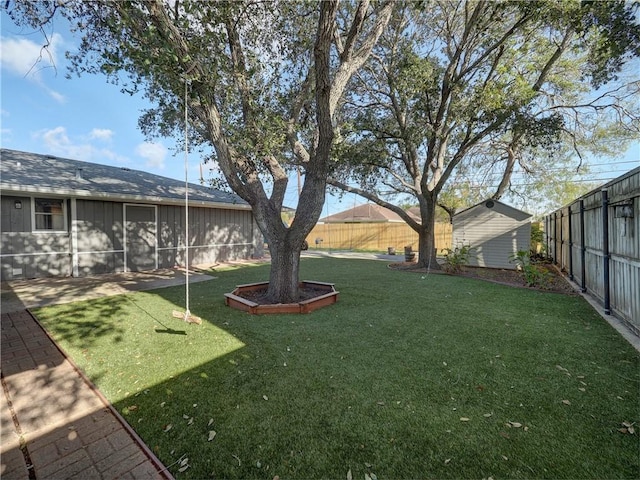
left=34, top=198, right=66, bottom=231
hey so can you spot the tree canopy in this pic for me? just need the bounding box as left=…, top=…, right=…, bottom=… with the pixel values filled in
left=5, top=0, right=394, bottom=302
left=328, top=0, right=640, bottom=267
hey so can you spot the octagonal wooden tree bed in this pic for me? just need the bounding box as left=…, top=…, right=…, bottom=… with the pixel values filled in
left=224, top=281, right=339, bottom=314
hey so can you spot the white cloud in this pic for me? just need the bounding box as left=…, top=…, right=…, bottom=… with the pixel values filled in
left=33, top=126, right=129, bottom=164
left=45, top=88, right=66, bottom=104
left=0, top=34, right=66, bottom=103
left=0, top=34, right=61, bottom=78
left=89, top=128, right=114, bottom=142
left=1, top=128, right=12, bottom=141
left=135, top=142, right=167, bottom=169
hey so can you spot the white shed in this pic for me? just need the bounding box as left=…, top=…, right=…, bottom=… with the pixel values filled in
left=452, top=199, right=532, bottom=270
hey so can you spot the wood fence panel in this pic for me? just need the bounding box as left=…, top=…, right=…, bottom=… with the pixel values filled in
left=306, top=222, right=452, bottom=253
left=545, top=167, right=640, bottom=336
left=567, top=205, right=581, bottom=284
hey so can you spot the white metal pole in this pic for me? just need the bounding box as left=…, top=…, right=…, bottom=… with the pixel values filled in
left=184, top=78, right=190, bottom=316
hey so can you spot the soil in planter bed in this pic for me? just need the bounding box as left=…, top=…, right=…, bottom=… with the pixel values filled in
left=389, top=262, right=578, bottom=295
left=236, top=286, right=331, bottom=305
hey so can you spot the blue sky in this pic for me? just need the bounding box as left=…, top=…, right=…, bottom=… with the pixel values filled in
left=1, top=11, right=638, bottom=218
left=0, top=11, right=339, bottom=214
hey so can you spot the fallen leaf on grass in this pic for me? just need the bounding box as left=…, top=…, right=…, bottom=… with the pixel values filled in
left=444, top=458, right=451, bottom=465
left=483, top=413, right=493, bottom=418
left=508, top=421, right=522, bottom=428
left=163, top=424, right=172, bottom=432
left=178, top=464, right=189, bottom=473
left=208, top=430, right=217, bottom=441
left=620, top=422, right=636, bottom=434
left=460, top=417, right=470, bottom=422
left=562, top=399, right=571, bottom=405
left=346, top=468, right=352, bottom=480
left=263, top=395, right=269, bottom=401
left=499, top=431, right=510, bottom=439
left=208, top=418, right=214, bottom=426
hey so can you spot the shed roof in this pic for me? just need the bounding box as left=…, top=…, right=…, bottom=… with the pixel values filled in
left=318, top=203, right=419, bottom=223
left=454, top=199, right=532, bottom=222
left=0, top=149, right=250, bottom=209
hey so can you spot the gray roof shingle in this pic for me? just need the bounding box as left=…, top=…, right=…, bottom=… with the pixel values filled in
left=318, top=203, right=419, bottom=223
left=0, top=149, right=249, bottom=209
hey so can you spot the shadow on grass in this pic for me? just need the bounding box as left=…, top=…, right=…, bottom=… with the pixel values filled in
left=32, top=296, right=131, bottom=350
left=34, top=258, right=640, bottom=479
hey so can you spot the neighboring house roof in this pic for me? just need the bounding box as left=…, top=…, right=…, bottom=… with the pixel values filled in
left=318, top=203, right=419, bottom=223
left=453, top=199, right=532, bottom=222
left=0, top=149, right=250, bottom=209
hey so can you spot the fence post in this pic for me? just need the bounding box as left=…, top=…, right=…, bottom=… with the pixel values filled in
left=553, top=212, right=558, bottom=265
left=602, top=189, right=610, bottom=315
left=545, top=215, right=549, bottom=258
left=579, top=199, right=586, bottom=293
left=568, top=205, right=573, bottom=280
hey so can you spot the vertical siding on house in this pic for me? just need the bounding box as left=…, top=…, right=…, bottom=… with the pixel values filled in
left=1, top=196, right=72, bottom=279
left=453, top=203, right=531, bottom=270
left=76, top=200, right=125, bottom=275
left=156, top=205, right=257, bottom=268
left=2, top=194, right=259, bottom=280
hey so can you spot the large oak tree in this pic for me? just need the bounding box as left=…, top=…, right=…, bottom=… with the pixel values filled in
left=329, top=0, right=639, bottom=269
left=6, top=0, right=393, bottom=302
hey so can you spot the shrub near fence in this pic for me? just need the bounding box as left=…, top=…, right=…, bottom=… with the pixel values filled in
left=306, top=222, right=452, bottom=253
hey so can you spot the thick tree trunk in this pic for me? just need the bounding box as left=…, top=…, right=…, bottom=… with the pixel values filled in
left=266, top=236, right=301, bottom=304
left=416, top=195, right=441, bottom=271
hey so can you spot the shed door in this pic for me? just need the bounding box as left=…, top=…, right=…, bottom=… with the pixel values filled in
left=125, top=205, right=157, bottom=272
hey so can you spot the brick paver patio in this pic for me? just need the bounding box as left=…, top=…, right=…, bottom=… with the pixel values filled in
left=1, top=310, right=173, bottom=480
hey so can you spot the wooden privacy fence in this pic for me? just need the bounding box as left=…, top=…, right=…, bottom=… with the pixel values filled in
left=544, top=167, right=640, bottom=336
left=305, top=222, right=452, bottom=253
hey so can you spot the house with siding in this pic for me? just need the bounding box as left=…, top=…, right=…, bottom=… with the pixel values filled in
left=0, top=149, right=262, bottom=281
left=452, top=199, right=532, bottom=270
left=318, top=203, right=420, bottom=223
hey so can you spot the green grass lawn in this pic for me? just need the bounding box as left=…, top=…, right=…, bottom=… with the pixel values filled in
left=33, top=258, right=639, bottom=479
